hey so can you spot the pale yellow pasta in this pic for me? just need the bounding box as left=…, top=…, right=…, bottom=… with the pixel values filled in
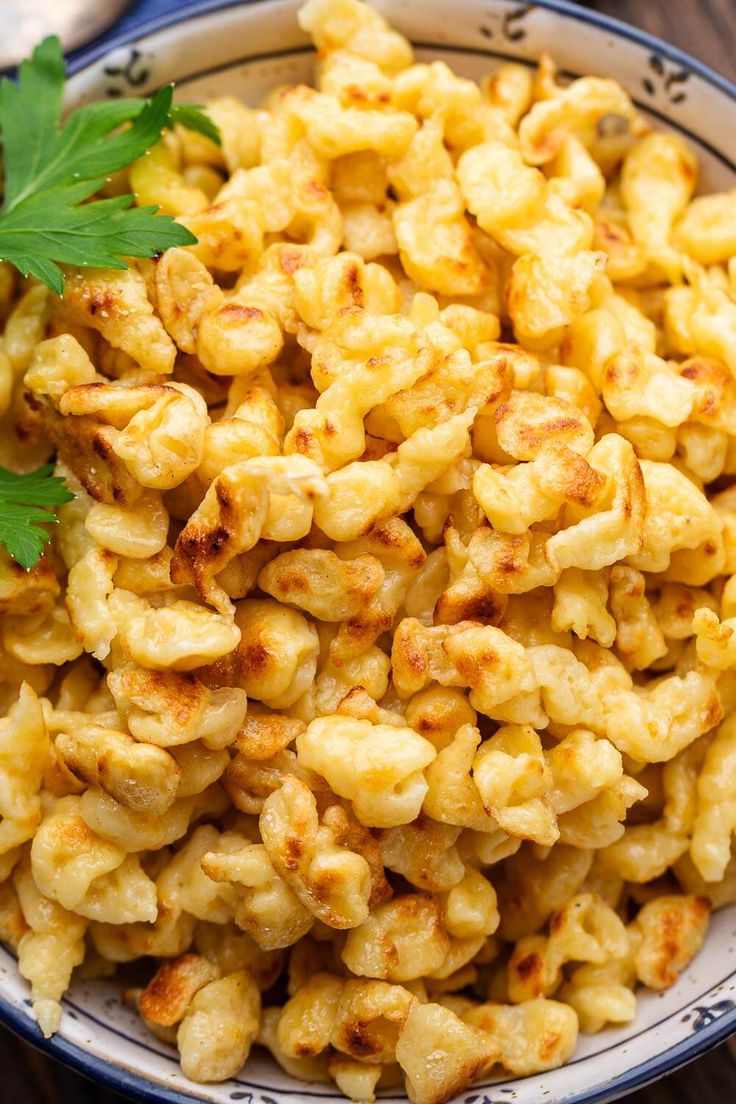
left=1, top=1, right=733, bottom=1096
left=631, top=894, right=710, bottom=990
left=259, top=775, right=388, bottom=927
left=342, top=895, right=450, bottom=982
left=14, top=858, right=86, bottom=1037
left=0, top=684, right=48, bottom=857
left=177, top=971, right=261, bottom=1082
left=60, top=268, right=176, bottom=375
left=621, top=133, right=697, bottom=281
left=395, top=1001, right=497, bottom=1104
left=463, top=997, right=578, bottom=1075
left=109, top=590, right=242, bottom=671
left=107, top=665, right=247, bottom=748
left=202, top=840, right=315, bottom=949
left=690, top=712, right=736, bottom=881
left=296, top=715, right=436, bottom=827
left=30, top=796, right=158, bottom=922
left=506, top=892, right=628, bottom=1002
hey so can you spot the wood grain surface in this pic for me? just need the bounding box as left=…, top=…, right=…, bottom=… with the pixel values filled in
left=4, top=0, right=736, bottom=1101
left=589, top=0, right=736, bottom=80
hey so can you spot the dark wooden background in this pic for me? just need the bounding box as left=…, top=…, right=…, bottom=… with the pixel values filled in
left=4, top=0, right=736, bottom=1101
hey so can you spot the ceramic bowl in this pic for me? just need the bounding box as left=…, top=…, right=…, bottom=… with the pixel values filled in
left=2, top=2, right=736, bottom=1102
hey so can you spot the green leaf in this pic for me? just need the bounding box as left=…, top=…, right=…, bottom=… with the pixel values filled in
left=0, top=36, right=65, bottom=210
left=43, top=85, right=175, bottom=199
left=71, top=98, right=222, bottom=147
left=0, top=186, right=196, bottom=293
left=0, top=37, right=218, bottom=295
left=0, top=465, right=74, bottom=569
left=1, top=84, right=174, bottom=215
left=170, top=103, right=222, bottom=145
left=0, top=464, right=74, bottom=506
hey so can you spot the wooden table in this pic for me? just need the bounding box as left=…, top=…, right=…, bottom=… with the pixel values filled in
left=591, top=0, right=735, bottom=81
left=4, top=0, right=736, bottom=1101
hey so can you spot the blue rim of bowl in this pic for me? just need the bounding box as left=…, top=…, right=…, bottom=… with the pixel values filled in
left=59, top=0, right=736, bottom=103
left=0, top=0, right=735, bottom=1101
left=2, top=971, right=736, bottom=1104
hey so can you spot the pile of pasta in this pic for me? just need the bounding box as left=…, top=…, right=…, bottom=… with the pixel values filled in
left=3, top=0, right=736, bottom=1100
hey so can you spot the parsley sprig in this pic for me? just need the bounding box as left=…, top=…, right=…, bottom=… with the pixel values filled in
left=0, top=38, right=223, bottom=569
left=0, top=465, right=74, bottom=569
left=0, top=36, right=220, bottom=296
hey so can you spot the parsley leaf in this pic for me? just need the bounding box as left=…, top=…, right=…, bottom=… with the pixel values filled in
left=109, top=101, right=222, bottom=147
left=0, top=466, right=74, bottom=570
left=170, top=103, right=222, bottom=146
left=0, top=36, right=221, bottom=295
left=0, top=184, right=199, bottom=294
left=0, top=44, right=221, bottom=564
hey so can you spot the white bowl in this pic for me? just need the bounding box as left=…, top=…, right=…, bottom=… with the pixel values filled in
left=2, top=2, right=736, bottom=1102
